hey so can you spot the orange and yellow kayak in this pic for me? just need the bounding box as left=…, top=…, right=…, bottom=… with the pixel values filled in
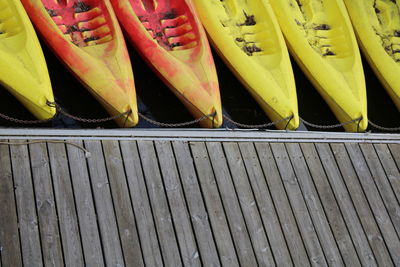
left=111, top=0, right=222, bottom=128
left=21, top=0, right=138, bottom=127
left=0, top=0, right=55, bottom=120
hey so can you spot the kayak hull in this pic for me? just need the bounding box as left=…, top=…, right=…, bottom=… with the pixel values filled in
left=111, top=0, right=222, bottom=128
left=21, top=0, right=138, bottom=127
left=269, top=0, right=368, bottom=132
left=344, top=0, right=400, bottom=111
left=0, top=0, right=55, bottom=120
left=192, top=0, right=299, bottom=130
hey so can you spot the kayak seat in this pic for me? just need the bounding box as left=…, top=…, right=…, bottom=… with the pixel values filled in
left=43, top=0, right=114, bottom=47
left=373, top=0, right=400, bottom=62
left=133, top=0, right=199, bottom=51
left=0, top=0, right=23, bottom=39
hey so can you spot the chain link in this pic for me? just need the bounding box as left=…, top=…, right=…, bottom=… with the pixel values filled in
left=47, top=101, right=132, bottom=123
left=0, top=111, right=54, bottom=124
left=138, top=112, right=216, bottom=127
left=300, top=117, right=362, bottom=129
left=368, top=120, right=400, bottom=131
left=223, top=114, right=294, bottom=128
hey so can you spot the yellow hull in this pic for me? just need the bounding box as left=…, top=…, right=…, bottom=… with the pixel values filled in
left=344, top=0, right=400, bottom=111
left=0, top=0, right=55, bottom=120
left=269, top=0, right=368, bottom=132
left=192, top=0, right=299, bottom=130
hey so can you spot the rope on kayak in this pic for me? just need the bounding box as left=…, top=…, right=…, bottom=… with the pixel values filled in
left=47, top=101, right=132, bottom=123
left=138, top=112, right=217, bottom=127
left=368, top=120, right=400, bottom=132
left=223, top=114, right=294, bottom=129
left=300, top=117, right=362, bottom=130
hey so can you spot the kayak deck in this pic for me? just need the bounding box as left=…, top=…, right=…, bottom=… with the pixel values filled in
left=0, top=0, right=55, bottom=120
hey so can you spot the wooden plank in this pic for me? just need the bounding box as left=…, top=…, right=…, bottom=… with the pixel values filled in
left=84, top=140, right=124, bottom=266
left=331, top=143, right=393, bottom=266
left=120, top=141, right=163, bottom=267
left=361, top=144, right=400, bottom=235
left=137, top=141, right=182, bottom=266
left=206, top=142, right=258, bottom=266
left=65, top=140, right=104, bottom=266
left=9, top=140, right=43, bottom=266
left=255, top=143, right=310, bottom=267
left=172, top=141, right=220, bottom=266
left=315, top=143, right=377, bottom=266
left=47, top=142, right=84, bottom=266
left=388, top=144, right=400, bottom=170
left=155, top=141, right=200, bottom=266
left=270, top=143, right=328, bottom=266
left=223, top=142, right=276, bottom=266
left=374, top=144, right=400, bottom=204
left=190, top=142, right=239, bottom=267
left=102, top=140, right=144, bottom=266
left=29, top=142, right=64, bottom=266
left=0, top=142, right=22, bottom=267
left=300, top=143, right=362, bottom=266
left=286, top=143, right=344, bottom=266
left=239, top=142, right=293, bottom=266
left=346, top=143, right=400, bottom=263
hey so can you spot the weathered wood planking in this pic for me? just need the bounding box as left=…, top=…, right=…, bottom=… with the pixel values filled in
left=85, top=140, right=125, bottom=266
left=102, top=140, right=144, bottom=267
left=0, top=142, right=22, bottom=267
left=271, top=143, right=328, bottom=266
left=120, top=141, right=164, bottom=267
left=239, top=142, right=293, bottom=267
left=300, top=143, right=362, bottom=267
left=155, top=141, right=200, bottom=266
left=222, top=142, right=275, bottom=266
left=65, top=140, right=104, bottom=266
left=137, top=141, right=182, bottom=266
left=206, top=142, right=258, bottom=266
left=255, top=143, right=310, bottom=267
left=47, top=143, right=85, bottom=266
left=331, top=143, right=394, bottom=266
left=315, top=143, right=377, bottom=267
left=29, top=142, right=64, bottom=266
left=9, top=140, right=43, bottom=267
left=2, top=137, right=400, bottom=267
left=172, top=141, right=220, bottom=266
left=346, top=143, right=400, bottom=264
left=286, top=143, right=343, bottom=266
left=190, top=142, right=239, bottom=267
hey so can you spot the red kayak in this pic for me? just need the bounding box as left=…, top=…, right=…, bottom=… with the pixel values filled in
left=21, top=0, right=138, bottom=127
left=111, top=0, right=222, bottom=128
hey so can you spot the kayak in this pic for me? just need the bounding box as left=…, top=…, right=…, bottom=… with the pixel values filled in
left=192, top=0, right=299, bottom=130
left=269, top=0, right=368, bottom=132
left=21, top=0, right=138, bottom=127
left=344, top=0, right=400, bottom=111
left=0, top=0, right=55, bottom=120
left=110, top=0, right=222, bottom=128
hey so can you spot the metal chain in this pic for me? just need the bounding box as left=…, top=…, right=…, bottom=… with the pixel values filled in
left=0, top=111, right=54, bottom=124
left=47, top=101, right=132, bottom=123
left=368, top=120, right=400, bottom=131
left=222, top=114, right=294, bottom=128
left=138, top=112, right=216, bottom=127
left=300, top=117, right=362, bottom=129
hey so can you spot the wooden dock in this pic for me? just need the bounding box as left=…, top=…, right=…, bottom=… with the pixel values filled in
left=1, top=129, right=400, bottom=266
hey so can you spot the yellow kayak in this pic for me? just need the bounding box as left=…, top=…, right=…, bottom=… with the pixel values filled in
left=192, top=0, right=299, bottom=130
left=269, top=0, right=368, bottom=132
left=344, top=0, right=400, bottom=111
left=0, top=0, right=55, bottom=120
